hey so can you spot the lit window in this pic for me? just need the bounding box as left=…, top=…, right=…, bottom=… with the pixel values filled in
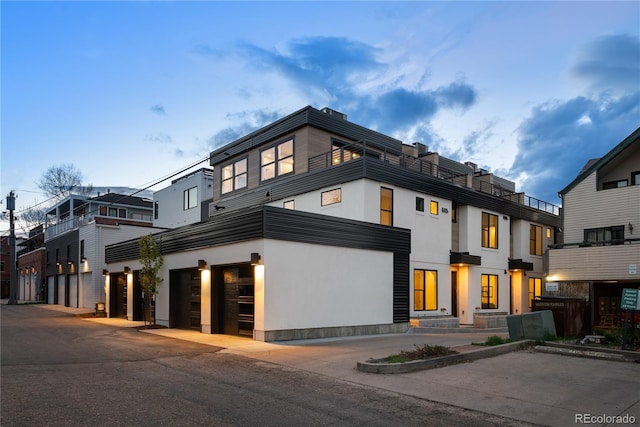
left=546, top=227, right=552, bottom=239
left=416, top=197, right=424, bottom=212
left=380, top=187, right=393, bottom=226
left=331, top=140, right=361, bottom=165
left=414, top=269, right=437, bottom=311
left=183, top=186, right=198, bottom=210
left=530, top=224, right=543, bottom=255
left=321, top=188, right=341, bottom=206
left=221, top=158, right=247, bottom=194
left=481, top=274, right=498, bottom=309
left=261, top=139, right=294, bottom=181
left=481, top=212, right=498, bottom=249
left=528, top=277, right=542, bottom=308
left=283, top=200, right=295, bottom=210
left=430, top=200, right=439, bottom=215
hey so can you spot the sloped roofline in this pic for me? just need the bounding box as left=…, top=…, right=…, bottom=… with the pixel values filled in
left=559, top=126, right=640, bottom=197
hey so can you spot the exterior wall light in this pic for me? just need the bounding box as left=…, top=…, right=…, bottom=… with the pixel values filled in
left=102, top=269, right=109, bottom=276
left=124, top=266, right=131, bottom=275
left=250, top=252, right=261, bottom=265
left=198, top=259, right=207, bottom=270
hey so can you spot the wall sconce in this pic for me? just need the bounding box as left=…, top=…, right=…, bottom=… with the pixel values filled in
left=124, top=266, right=131, bottom=275
left=67, top=260, right=73, bottom=266
left=81, top=256, right=87, bottom=262
left=56, top=261, right=61, bottom=267
left=102, top=269, right=109, bottom=276
left=198, top=259, right=207, bottom=270
left=214, top=205, right=225, bottom=211
left=629, top=222, right=633, bottom=234
left=250, top=252, right=261, bottom=265
left=504, top=269, right=507, bottom=275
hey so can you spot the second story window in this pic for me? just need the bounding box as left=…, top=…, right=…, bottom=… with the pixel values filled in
left=481, top=212, right=498, bottom=249
left=184, top=186, right=198, bottom=210
left=530, top=224, right=543, bottom=255
left=261, top=139, right=294, bottom=181
left=430, top=200, right=439, bottom=215
left=584, top=225, right=625, bottom=245
left=221, top=158, right=247, bottom=195
left=380, top=187, right=393, bottom=226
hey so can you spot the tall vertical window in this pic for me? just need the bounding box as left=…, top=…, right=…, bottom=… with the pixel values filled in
left=530, top=224, right=543, bottom=255
left=261, top=139, right=294, bottom=181
left=415, top=197, right=425, bottom=212
left=221, top=158, right=247, bottom=194
left=380, top=187, right=393, bottom=226
left=481, top=212, right=498, bottom=248
left=481, top=274, right=498, bottom=309
left=632, top=171, right=640, bottom=185
left=528, top=277, right=542, bottom=308
left=430, top=200, right=439, bottom=215
left=183, top=186, right=198, bottom=210
left=154, top=201, right=159, bottom=219
left=414, top=269, right=437, bottom=311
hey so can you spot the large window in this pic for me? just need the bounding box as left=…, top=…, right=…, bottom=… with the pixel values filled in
left=481, top=212, right=498, bottom=248
left=528, top=277, right=542, bottom=308
left=530, top=224, right=543, bottom=255
left=221, top=158, right=247, bottom=194
left=584, top=225, right=625, bottom=245
left=414, top=269, right=437, bottom=311
left=603, top=179, right=628, bottom=189
left=481, top=274, right=498, bottom=309
left=183, top=186, right=198, bottom=210
left=261, top=139, right=294, bottom=181
left=380, top=187, right=393, bottom=226
left=331, top=140, right=361, bottom=165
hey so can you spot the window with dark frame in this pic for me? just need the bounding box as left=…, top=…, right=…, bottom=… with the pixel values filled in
left=530, top=224, right=543, bottom=255
left=283, top=200, right=295, bottom=210
left=414, top=269, right=437, bottom=311
left=321, top=188, right=341, bottom=206
left=584, top=225, right=625, bottom=245
left=481, top=212, right=498, bottom=248
left=380, top=187, right=393, bottom=226
left=632, top=171, right=640, bottom=185
left=528, top=277, right=542, bottom=308
left=221, top=158, right=247, bottom=194
left=430, top=200, right=439, bottom=215
left=416, top=197, right=424, bottom=212
left=183, top=186, right=198, bottom=210
left=261, top=139, right=294, bottom=181
left=602, top=179, right=628, bottom=189
left=154, top=201, right=159, bottom=220
left=331, top=140, right=362, bottom=165
left=481, top=274, right=498, bottom=309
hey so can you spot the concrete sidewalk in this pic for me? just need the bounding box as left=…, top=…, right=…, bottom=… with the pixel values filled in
left=32, top=304, right=640, bottom=426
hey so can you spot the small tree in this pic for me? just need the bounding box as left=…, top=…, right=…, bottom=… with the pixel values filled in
left=139, top=234, right=164, bottom=326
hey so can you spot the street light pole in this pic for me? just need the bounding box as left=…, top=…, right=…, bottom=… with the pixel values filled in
left=7, top=191, right=18, bottom=305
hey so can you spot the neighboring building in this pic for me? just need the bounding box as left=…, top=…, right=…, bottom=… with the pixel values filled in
left=153, top=168, right=214, bottom=229
left=17, top=225, right=46, bottom=301
left=105, top=106, right=560, bottom=341
left=546, top=127, right=640, bottom=329
left=44, top=192, right=163, bottom=310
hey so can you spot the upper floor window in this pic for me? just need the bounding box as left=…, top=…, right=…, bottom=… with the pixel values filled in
left=584, top=225, right=625, bottom=245
left=481, top=274, right=498, bottom=309
left=183, top=186, right=198, bottom=210
left=416, top=197, right=425, bottom=212
left=530, top=224, right=543, bottom=256
left=430, top=200, right=439, bottom=215
left=99, top=206, right=126, bottom=218
left=332, top=140, right=361, bottom=165
left=261, top=139, right=294, bottom=181
left=321, top=188, right=341, bottom=206
left=154, top=201, right=159, bottom=220
left=602, top=179, right=628, bottom=189
left=380, top=187, right=393, bottom=226
left=221, top=158, right=247, bottom=194
left=632, top=171, right=640, bottom=185
left=481, top=212, right=498, bottom=249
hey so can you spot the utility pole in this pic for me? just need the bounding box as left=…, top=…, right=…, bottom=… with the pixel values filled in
left=7, top=191, right=17, bottom=305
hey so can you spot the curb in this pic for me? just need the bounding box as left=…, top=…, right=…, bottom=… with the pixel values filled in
left=357, top=340, right=534, bottom=374
left=533, top=344, right=640, bottom=363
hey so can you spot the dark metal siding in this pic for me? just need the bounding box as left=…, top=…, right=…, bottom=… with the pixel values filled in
left=393, top=252, right=410, bottom=323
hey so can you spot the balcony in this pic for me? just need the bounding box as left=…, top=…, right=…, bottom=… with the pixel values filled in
left=45, top=213, right=153, bottom=240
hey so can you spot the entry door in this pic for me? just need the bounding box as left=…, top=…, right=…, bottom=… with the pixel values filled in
left=212, top=265, right=254, bottom=336
left=170, top=269, right=201, bottom=330
left=451, top=271, right=458, bottom=317
left=109, top=274, right=127, bottom=318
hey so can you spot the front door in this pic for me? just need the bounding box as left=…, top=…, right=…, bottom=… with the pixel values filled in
left=451, top=271, right=458, bottom=317
left=110, top=274, right=127, bottom=318
left=212, top=265, right=254, bottom=336
left=169, top=269, right=201, bottom=330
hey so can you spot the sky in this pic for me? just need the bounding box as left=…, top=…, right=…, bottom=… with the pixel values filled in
left=2, top=1, right=639, bottom=234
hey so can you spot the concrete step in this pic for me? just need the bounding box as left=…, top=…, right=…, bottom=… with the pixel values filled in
left=410, top=317, right=460, bottom=328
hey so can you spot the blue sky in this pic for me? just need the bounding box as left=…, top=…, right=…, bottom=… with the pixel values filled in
left=2, top=1, right=639, bottom=232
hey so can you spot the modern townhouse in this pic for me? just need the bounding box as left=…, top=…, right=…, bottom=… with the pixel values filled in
left=17, top=225, right=46, bottom=302
left=153, top=168, right=214, bottom=229
left=546, top=127, right=640, bottom=329
left=105, top=106, right=560, bottom=341
left=44, top=192, right=163, bottom=313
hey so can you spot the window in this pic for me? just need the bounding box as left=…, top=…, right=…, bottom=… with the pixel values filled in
left=481, top=212, right=498, bottom=248
left=154, top=201, right=159, bottom=220
left=528, top=277, right=542, bottom=308
left=481, top=274, right=498, bottom=309
left=632, top=171, right=640, bottom=185
left=414, top=269, right=437, bottom=311
left=321, top=188, right=341, bottom=206
left=283, top=200, right=295, bottom=210
left=430, top=200, right=439, bottom=215
left=530, top=225, right=543, bottom=256
left=183, top=186, right=198, bottom=210
left=99, top=206, right=107, bottom=216
left=584, top=225, right=625, bottom=245
left=261, top=139, right=294, bottom=181
left=331, top=140, right=361, bottom=165
left=118, top=208, right=126, bottom=218
left=380, top=187, right=393, bottom=226
left=80, top=240, right=85, bottom=260
left=221, top=158, right=247, bottom=194
left=603, top=179, right=628, bottom=189
left=546, top=227, right=552, bottom=239
left=415, top=197, right=424, bottom=212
